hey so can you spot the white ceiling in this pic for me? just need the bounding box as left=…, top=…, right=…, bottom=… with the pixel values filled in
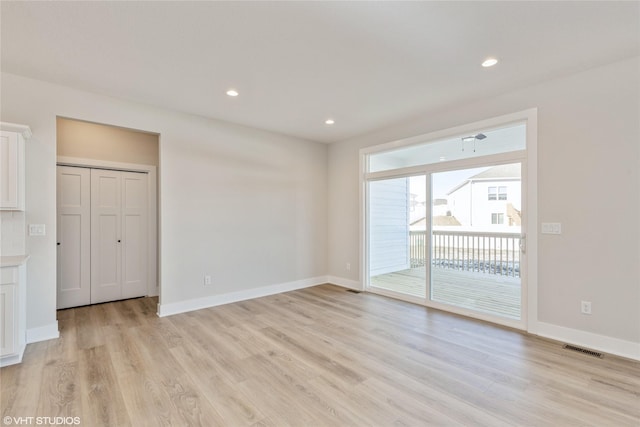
left=1, top=2, right=638, bottom=143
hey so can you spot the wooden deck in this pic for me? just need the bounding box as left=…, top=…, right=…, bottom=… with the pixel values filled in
left=370, top=267, right=521, bottom=319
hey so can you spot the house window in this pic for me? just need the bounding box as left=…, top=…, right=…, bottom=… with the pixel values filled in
left=488, top=186, right=508, bottom=200
left=491, top=213, right=504, bottom=224
left=488, top=187, right=497, bottom=200
left=498, top=186, right=507, bottom=200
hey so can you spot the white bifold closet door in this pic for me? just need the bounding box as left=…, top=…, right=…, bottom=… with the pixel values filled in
left=57, top=166, right=148, bottom=309
left=57, top=166, right=91, bottom=309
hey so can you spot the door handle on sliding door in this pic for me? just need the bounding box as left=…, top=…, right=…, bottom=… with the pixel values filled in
left=519, top=234, right=526, bottom=254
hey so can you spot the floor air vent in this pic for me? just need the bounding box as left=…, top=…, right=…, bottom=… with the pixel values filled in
left=563, top=344, right=604, bottom=358
left=346, top=289, right=361, bottom=294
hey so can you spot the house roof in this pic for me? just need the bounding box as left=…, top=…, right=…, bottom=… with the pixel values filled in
left=447, top=163, right=521, bottom=195
left=411, top=216, right=461, bottom=228
left=468, top=163, right=521, bottom=180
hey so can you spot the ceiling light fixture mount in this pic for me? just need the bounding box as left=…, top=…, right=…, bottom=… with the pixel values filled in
left=461, top=133, right=487, bottom=152
left=482, top=58, right=498, bottom=67
left=226, top=89, right=239, bottom=97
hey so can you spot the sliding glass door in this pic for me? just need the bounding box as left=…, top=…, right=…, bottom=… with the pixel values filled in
left=430, top=163, right=522, bottom=320
left=364, top=117, right=532, bottom=329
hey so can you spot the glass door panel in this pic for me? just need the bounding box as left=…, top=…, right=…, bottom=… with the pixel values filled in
left=430, top=163, right=522, bottom=320
left=368, top=175, right=426, bottom=298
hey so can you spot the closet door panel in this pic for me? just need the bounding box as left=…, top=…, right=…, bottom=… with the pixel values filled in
left=91, top=169, right=122, bottom=304
left=121, top=172, right=148, bottom=299
left=57, top=166, right=91, bottom=309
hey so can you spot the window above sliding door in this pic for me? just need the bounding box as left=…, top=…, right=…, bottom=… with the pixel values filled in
left=368, top=123, right=526, bottom=173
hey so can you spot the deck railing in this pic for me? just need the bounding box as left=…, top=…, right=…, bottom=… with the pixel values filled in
left=410, top=230, right=521, bottom=277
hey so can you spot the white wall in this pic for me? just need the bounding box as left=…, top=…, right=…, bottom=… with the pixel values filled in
left=328, top=57, right=640, bottom=348
left=1, top=72, right=328, bottom=333
left=1, top=211, right=25, bottom=256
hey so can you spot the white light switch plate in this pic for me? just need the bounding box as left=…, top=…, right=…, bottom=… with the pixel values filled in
left=28, top=224, right=46, bottom=236
left=541, top=222, right=561, bottom=234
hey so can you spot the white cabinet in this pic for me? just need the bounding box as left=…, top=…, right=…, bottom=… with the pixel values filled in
left=0, top=262, right=27, bottom=367
left=0, top=282, right=16, bottom=355
left=0, top=123, right=31, bottom=211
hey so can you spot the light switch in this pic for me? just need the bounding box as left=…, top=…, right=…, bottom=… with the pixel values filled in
left=29, top=224, right=46, bottom=236
left=541, top=222, right=561, bottom=234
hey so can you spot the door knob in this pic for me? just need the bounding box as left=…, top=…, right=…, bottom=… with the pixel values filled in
left=117, top=240, right=121, bottom=243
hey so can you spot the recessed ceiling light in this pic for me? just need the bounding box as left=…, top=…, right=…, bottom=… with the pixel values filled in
left=482, top=58, right=498, bottom=68
left=325, top=119, right=335, bottom=125
left=226, top=89, right=239, bottom=97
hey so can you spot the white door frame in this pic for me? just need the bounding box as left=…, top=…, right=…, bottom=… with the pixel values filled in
left=360, top=109, right=538, bottom=332
left=56, top=156, right=159, bottom=298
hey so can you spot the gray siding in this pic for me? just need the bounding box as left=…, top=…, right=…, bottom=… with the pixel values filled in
left=369, top=178, right=410, bottom=276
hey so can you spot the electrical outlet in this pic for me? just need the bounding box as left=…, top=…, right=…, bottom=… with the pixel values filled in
left=346, top=262, right=351, bottom=271
left=204, top=275, right=212, bottom=286
left=581, top=301, right=592, bottom=315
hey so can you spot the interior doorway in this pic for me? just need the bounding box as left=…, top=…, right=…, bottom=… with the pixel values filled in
left=56, top=117, right=159, bottom=309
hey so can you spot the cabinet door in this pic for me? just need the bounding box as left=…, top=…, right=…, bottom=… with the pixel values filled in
left=0, top=284, right=16, bottom=356
left=0, top=131, right=19, bottom=209
left=57, top=166, right=91, bottom=309
left=91, top=169, right=122, bottom=304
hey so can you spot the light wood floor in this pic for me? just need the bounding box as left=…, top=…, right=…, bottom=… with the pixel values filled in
left=1, top=285, right=639, bottom=426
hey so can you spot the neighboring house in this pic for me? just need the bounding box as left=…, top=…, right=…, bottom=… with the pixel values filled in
left=447, top=164, right=521, bottom=229
left=408, top=165, right=522, bottom=232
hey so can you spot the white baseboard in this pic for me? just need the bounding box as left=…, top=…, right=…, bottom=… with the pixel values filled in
left=327, top=276, right=362, bottom=291
left=0, top=344, right=25, bottom=367
left=26, top=322, right=60, bottom=344
left=147, top=285, right=159, bottom=298
left=535, top=321, right=640, bottom=361
left=157, top=276, right=329, bottom=317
